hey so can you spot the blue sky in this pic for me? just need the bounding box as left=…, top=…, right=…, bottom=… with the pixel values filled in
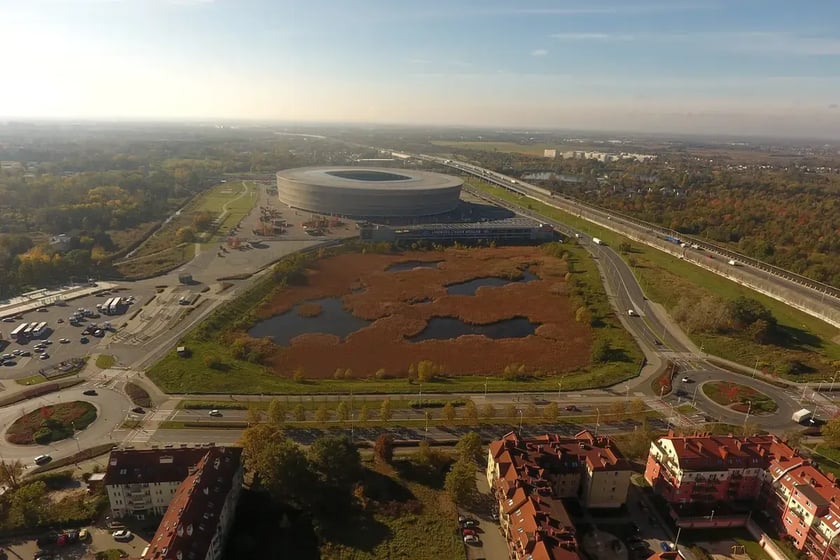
left=1, top=0, right=839, bottom=137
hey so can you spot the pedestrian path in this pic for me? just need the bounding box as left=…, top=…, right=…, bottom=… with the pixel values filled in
left=123, top=402, right=178, bottom=444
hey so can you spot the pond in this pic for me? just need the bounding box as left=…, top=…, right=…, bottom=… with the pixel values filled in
left=446, top=271, right=538, bottom=296
left=248, top=297, right=370, bottom=346
left=386, top=260, right=442, bottom=272
left=409, top=316, right=538, bottom=342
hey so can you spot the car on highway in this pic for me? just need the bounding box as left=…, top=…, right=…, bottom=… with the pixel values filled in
left=681, top=377, right=692, bottom=383
left=83, top=389, right=98, bottom=396
left=208, top=409, right=223, bottom=417
left=565, top=405, right=580, bottom=411
left=628, top=309, right=637, bottom=316
left=112, top=529, right=132, bottom=541
left=132, top=407, right=145, bottom=414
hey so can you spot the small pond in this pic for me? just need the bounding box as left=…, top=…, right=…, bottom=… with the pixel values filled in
left=386, top=260, right=441, bottom=272
left=248, top=297, right=370, bottom=346
left=409, top=316, right=538, bottom=342
left=446, top=271, right=537, bottom=296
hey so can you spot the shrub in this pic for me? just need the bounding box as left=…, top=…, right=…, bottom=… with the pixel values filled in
left=125, top=382, right=152, bottom=408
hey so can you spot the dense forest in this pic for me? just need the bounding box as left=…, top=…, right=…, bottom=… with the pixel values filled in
left=422, top=140, right=840, bottom=288
left=0, top=124, right=352, bottom=298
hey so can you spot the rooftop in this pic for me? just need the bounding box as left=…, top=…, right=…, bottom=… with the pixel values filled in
left=142, top=446, right=243, bottom=560
left=104, top=448, right=211, bottom=486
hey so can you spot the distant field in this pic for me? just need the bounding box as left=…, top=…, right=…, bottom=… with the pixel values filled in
left=430, top=140, right=578, bottom=156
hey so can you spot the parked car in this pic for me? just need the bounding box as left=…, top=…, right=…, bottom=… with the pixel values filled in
left=34, top=454, right=52, bottom=466
left=56, top=318, right=64, bottom=323
left=59, top=338, right=70, bottom=344
left=83, top=389, right=98, bottom=396
left=39, top=353, right=50, bottom=360
left=19, top=350, right=30, bottom=357
left=461, top=520, right=477, bottom=528
left=462, top=528, right=477, bottom=536
left=80, top=337, right=89, bottom=344
left=112, top=529, right=132, bottom=541
left=660, top=541, right=672, bottom=552
left=78, top=528, right=90, bottom=541
left=463, top=535, right=480, bottom=545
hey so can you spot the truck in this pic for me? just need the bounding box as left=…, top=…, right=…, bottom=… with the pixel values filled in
left=593, top=237, right=603, bottom=245
left=792, top=409, right=813, bottom=424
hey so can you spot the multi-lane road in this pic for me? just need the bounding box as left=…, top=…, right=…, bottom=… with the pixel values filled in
left=0, top=162, right=833, bottom=466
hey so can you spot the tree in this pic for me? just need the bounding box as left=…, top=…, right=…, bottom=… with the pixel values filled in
left=445, top=458, right=477, bottom=506
left=314, top=404, right=329, bottom=423
left=243, top=430, right=315, bottom=508
left=543, top=402, right=559, bottom=421
left=308, top=435, right=361, bottom=490
left=481, top=403, right=496, bottom=419
left=358, top=403, right=369, bottom=422
left=417, top=360, right=438, bottom=382
left=592, top=339, right=611, bottom=363
left=608, top=401, right=627, bottom=419
left=464, top=399, right=478, bottom=423
left=629, top=398, right=646, bottom=416
left=456, top=432, right=483, bottom=464
left=336, top=401, right=350, bottom=422
left=380, top=398, right=393, bottom=421
left=622, top=420, right=655, bottom=461
left=247, top=403, right=263, bottom=425
left=442, top=402, right=457, bottom=424
left=8, top=481, right=49, bottom=528
left=504, top=404, right=517, bottom=420
left=175, top=226, right=195, bottom=244
left=0, top=459, right=24, bottom=490
left=292, top=403, right=306, bottom=422
left=783, top=429, right=804, bottom=449
left=268, top=399, right=286, bottom=426
left=374, top=434, right=395, bottom=464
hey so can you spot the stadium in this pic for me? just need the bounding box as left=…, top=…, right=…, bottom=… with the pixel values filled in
left=275, top=167, right=463, bottom=218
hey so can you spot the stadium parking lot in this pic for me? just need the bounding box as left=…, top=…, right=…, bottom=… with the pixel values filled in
left=0, top=287, right=154, bottom=378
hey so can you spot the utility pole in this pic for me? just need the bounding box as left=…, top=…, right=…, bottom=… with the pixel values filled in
left=558, top=381, right=563, bottom=401
left=518, top=410, right=523, bottom=435
left=743, top=401, right=752, bottom=433
left=595, top=408, right=601, bottom=437
left=752, top=359, right=759, bottom=378
left=484, top=377, right=488, bottom=397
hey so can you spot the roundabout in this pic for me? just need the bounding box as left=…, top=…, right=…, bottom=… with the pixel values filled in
left=0, top=384, right=132, bottom=463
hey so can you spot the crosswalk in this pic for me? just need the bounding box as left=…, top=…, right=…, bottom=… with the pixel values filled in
left=123, top=406, right=177, bottom=444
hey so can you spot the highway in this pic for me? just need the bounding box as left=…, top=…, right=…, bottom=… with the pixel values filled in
left=427, top=156, right=840, bottom=328
left=0, top=161, right=829, bottom=467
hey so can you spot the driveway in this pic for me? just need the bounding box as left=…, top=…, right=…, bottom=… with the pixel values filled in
left=0, top=526, right=150, bottom=560
left=461, top=469, right=509, bottom=560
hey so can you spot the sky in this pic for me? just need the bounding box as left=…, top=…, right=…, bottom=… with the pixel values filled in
left=1, top=0, right=840, bottom=138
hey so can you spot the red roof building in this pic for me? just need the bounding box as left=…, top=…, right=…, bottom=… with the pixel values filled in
left=487, top=431, right=633, bottom=560
left=646, top=433, right=840, bottom=560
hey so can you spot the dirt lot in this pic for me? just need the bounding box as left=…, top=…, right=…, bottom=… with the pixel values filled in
left=257, top=246, right=591, bottom=378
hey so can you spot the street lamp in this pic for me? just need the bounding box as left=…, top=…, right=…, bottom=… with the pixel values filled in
left=832, top=371, right=839, bottom=393
left=518, top=410, right=524, bottom=435
left=625, top=384, right=630, bottom=403
left=752, top=359, right=759, bottom=378
left=558, top=382, right=563, bottom=401
left=485, top=377, right=489, bottom=398
left=743, top=401, right=752, bottom=433
left=692, top=384, right=699, bottom=406
left=595, top=408, right=601, bottom=437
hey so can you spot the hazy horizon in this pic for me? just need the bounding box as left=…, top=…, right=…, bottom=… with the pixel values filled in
left=2, top=0, right=839, bottom=139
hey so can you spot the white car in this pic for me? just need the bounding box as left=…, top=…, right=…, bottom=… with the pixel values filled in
left=209, top=409, right=223, bottom=417
left=59, top=338, right=70, bottom=344
left=628, top=309, right=637, bottom=316
left=112, top=529, right=132, bottom=541
left=681, top=377, right=692, bottom=383
left=464, top=535, right=480, bottom=545
left=39, top=353, right=50, bottom=360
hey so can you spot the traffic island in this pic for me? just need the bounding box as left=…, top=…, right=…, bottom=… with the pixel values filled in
left=5, top=400, right=97, bottom=444
left=701, top=381, right=778, bottom=414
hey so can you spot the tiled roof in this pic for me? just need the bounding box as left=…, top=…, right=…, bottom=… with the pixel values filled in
left=142, top=447, right=242, bottom=560
left=660, top=434, right=780, bottom=471
left=104, top=448, right=211, bottom=486
left=491, top=431, right=631, bottom=560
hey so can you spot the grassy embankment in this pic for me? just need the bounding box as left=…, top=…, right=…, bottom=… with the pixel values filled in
left=470, top=179, right=840, bottom=380
left=115, top=181, right=257, bottom=278
left=701, top=381, right=778, bottom=413
left=147, top=241, right=642, bottom=395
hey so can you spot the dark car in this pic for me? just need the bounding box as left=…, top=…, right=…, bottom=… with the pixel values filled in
left=132, top=407, right=145, bottom=414
left=564, top=405, right=579, bottom=411
left=36, top=534, right=58, bottom=547
left=83, top=389, right=98, bottom=396
left=675, top=389, right=687, bottom=397
left=80, top=337, right=89, bottom=344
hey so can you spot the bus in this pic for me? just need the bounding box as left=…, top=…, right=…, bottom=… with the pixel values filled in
left=10, top=323, right=28, bottom=340
left=23, top=322, right=38, bottom=336
left=32, top=322, right=48, bottom=338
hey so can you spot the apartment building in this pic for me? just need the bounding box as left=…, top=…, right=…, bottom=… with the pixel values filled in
left=105, top=447, right=210, bottom=519
left=646, top=433, right=840, bottom=560
left=142, top=446, right=244, bottom=560
left=487, top=431, right=633, bottom=560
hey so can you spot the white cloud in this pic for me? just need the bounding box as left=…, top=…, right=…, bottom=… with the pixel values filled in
left=530, top=49, right=548, bottom=57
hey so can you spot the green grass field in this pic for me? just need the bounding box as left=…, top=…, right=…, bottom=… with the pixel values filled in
left=115, top=181, right=256, bottom=278
left=469, top=179, right=840, bottom=379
